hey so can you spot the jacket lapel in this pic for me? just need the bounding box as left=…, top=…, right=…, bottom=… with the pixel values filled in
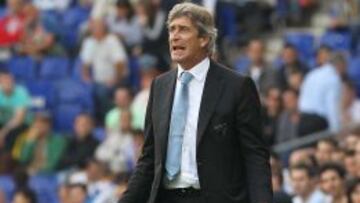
left=158, top=69, right=177, bottom=162
left=196, top=61, right=224, bottom=147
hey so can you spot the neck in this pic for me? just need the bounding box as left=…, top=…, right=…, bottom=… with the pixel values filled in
left=180, top=54, right=207, bottom=70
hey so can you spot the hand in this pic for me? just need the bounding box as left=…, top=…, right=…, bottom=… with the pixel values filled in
left=27, top=127, right=40, bottom=140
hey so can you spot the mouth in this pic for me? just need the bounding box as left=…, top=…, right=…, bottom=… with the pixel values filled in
left=172, top=45, right=186, bottom=52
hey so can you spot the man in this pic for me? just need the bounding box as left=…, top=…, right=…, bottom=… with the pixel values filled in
left=315, top=138, right=338, bottom=166
left=0, top=69, right=31, bottom=152
left=298, top=52, right=345, bottom=134
left=119, top=2, right=272, bottom=203
left=290, top=164, right=331, bottom=203
left=244, top=39, right=280, bottom=99
left=319, top=163, right=348, bottom=203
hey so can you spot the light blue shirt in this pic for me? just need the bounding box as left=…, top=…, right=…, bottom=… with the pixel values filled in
left=163, top=57, right=210, bottom=189
left=299, top=64, right=342, bottom=132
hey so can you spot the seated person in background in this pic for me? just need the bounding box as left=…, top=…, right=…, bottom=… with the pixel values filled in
left=276, top=88, right=300, bottom=144
left=278, top=43, right=308, bottom=90
left=290, top=163, right=332, bottom=203
left=12, top=112, right=67, bottom=175
left=96, top=109, right=136, bottom=175
left=105, top=86, right=132, bottom=133
left=315, top=45, right=332, bottom=67
left=0, top=69, right=30, bottom=153
left=58, top=113, right=99, bottom=170
left=85, top=158, right=117, bottom=203
left=106, top=0, right=143, bottom=52
left=12, top=188, right=36, bottom=203
left=315, top=138, right=338, bottom=166
left=16, top=4, right=65, bottom=58
left=130, top=54, right=158, bottom=130
left=80, top=17, right=128, bottom=123
left=67, top=183, right=88, bottom=203
left=341, top=79, right=360, bottom=126
left=319, top=163, right=348, bottom=203
left=0, top=0, right=26, bottom=60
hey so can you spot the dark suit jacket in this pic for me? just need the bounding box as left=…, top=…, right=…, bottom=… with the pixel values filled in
left=119, top=61, right=272, bottom=203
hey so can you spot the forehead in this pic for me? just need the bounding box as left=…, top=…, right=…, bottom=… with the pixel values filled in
left=169, top=16, right=195, bottom=28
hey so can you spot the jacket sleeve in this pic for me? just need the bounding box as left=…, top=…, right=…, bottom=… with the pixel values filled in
left=236, top=77, right=273, bottom=203
left=118, top=80, right=156, bottom=203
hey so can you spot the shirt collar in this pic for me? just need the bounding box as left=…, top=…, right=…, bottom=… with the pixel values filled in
left=177, top=57, right=210, bottom=82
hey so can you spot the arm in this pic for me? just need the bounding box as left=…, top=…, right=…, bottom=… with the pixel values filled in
left=0, top=107, right=26, bottom=137
left=118, top=80, right=156, bottom=203
left=325, top=79, right=342, bottom=132
left=236, top=77, right=272, bottom=203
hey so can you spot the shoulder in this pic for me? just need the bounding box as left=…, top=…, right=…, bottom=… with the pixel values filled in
left=212, top=61, right=252, bottom=88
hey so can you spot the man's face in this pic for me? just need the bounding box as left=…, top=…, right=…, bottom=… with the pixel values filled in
left=320, top=170, right=344, bottom=197
left=115, top=88, right=131, bottom=109
left=316, top=141, right=335, bottom=165
left=247, top=41, right=264, bottom=64
left=282, top=47, right=297, bottom=64
left=168, top=16, right=208, bottom=69
left=282, top=90, right=298, bottom=111
left=74, top=115, right=93, bottom=139
left=0, top=74, right=14, bottom=95
left=291, top=169, right=313, bottom=197
left=68, top=186, right=87, bottom=203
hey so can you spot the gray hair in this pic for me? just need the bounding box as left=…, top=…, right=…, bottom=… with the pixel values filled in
left=167, top=2, right=218, bottom=55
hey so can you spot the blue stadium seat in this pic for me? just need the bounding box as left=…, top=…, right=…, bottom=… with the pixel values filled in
left=284, top=32, right=315, bottom=60
left=7, top=57, right=37, bottom=82
left=234, top=56, right=251, bottom=74
left=62, top=6, right=89, bottom=29
left=39, top=57, right=70, bottom=80
left=320, top=30, right=351, bottom=51
left=53, top=104, right=83, bottom=132
left=25, top=80, right=55, bottom=109
left=53, top=78, right=94, bottom=110
left=0, top=7, right=6, bottom=18
left=0, top=175, right=15, bottom=203
left=29, top=175, right=59, bottom=203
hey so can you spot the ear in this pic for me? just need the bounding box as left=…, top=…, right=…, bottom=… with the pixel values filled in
left=200, top=36, right=210, bottom=48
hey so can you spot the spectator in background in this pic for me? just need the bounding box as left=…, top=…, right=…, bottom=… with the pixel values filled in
left=85, top=159, right=117, bottom=203
left=342, top=79, right=360, bottom=127
left=0, top=69, right=31, bottom=172
left=130, top=54, right=158, bottom=130
left=16, top=4, right=65, bottom=58
left=344, top=129, right=360, bottom=151
left=97, top=110, right=136, bottom=174
left=319, top=163, right=348, bottom=203
left=287, top=69, right=304, bottom=91
left=244, top=39, right=280, bottom=99
left=59, top=113, right=99, bottom=170
left=105, top=86, right=132, bottom=132
left=106, top=0, right=143, bottom=52
left=316, top=45, right=332, bottom=67
left=278, top=43, right=308, bottom=90
left=12, top=112, right=67, bottom=175
left=298, top=52, right=345, bottom=134
left=355, top=141, right=360, bottom=178
left=134, top=0, right=168, bottom=71
left=344, top=150, right=358, bottom=180
left=12, top=188, right=37, bottom=203
left=80, top=17, right=128, bottom=124
left=315, top=139, right=338, bottom=166
left=348, top=178, right=360, bottom=203
left=67, top=184, right=88, bottom=203
left=276, top=88, right=300, bottom=144
left=262, top=87, right=282, bottom=145
left=270, top=153, right=292, bottom=203
left=0, top=0, right=25, bottom=60
left=290, top=163, right=332, bottom=203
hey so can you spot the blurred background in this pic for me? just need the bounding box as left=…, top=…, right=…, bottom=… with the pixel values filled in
left=0, top=0, right=360, bottom=202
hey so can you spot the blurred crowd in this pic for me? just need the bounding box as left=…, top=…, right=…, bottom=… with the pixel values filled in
left=0, top=0, right=360, bottom=203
